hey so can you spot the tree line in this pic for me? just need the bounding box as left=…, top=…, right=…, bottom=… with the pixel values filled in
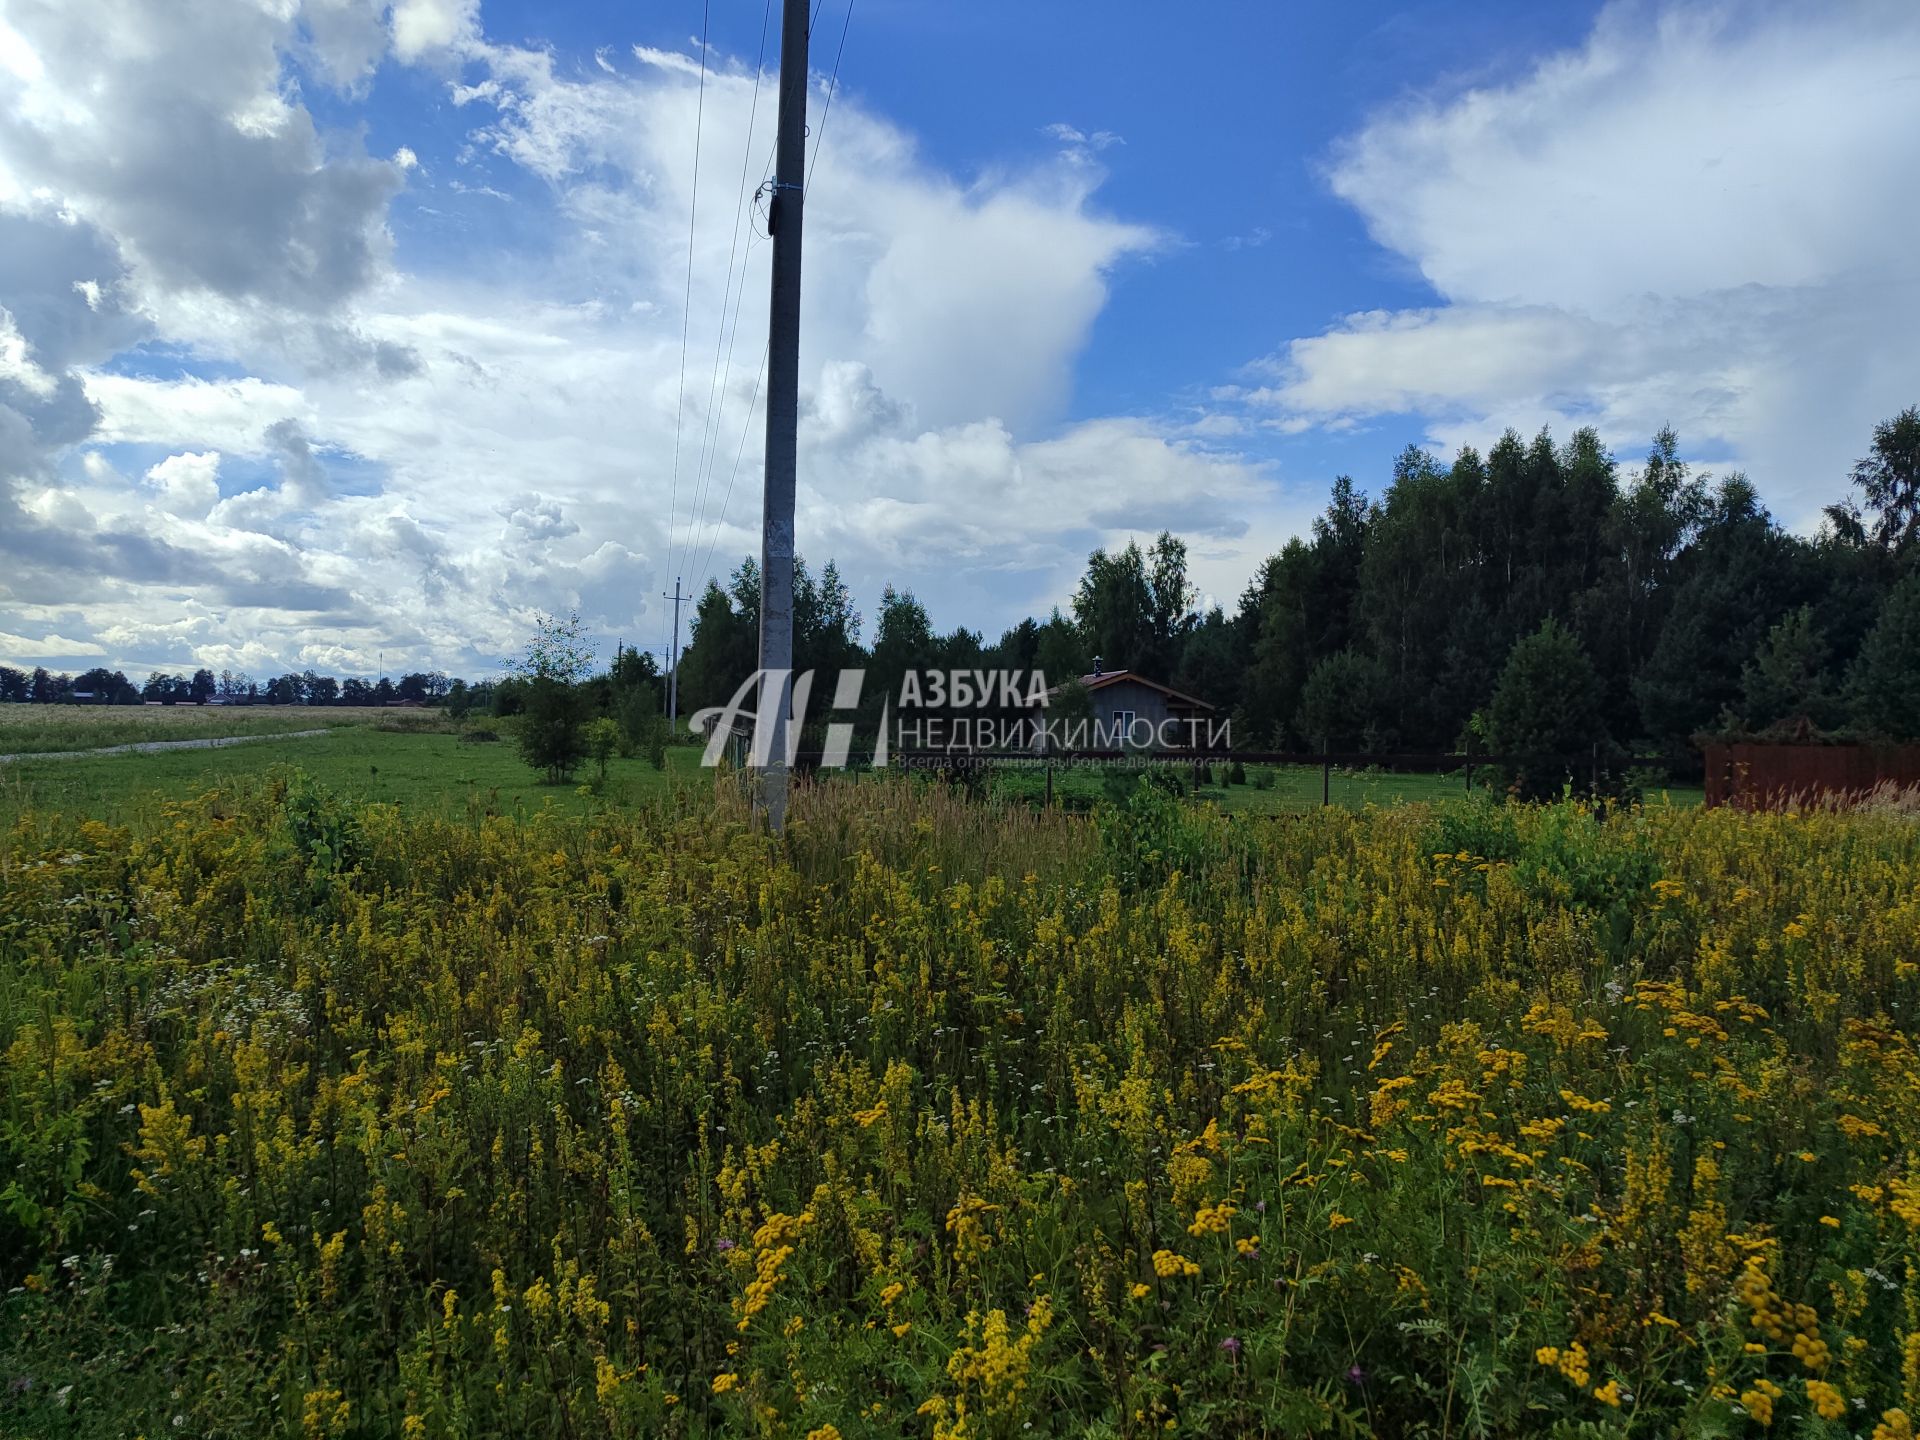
left=671, top=408, right=1920, bottom=783
left=0, top=666, right=463, bottom=708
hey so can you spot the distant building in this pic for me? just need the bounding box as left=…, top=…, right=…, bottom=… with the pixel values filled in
left=1037, top=660, right=1217, bottom=752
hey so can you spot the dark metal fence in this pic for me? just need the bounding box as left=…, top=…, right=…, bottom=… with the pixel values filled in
left=1703, top=742, right=1920, bottom=808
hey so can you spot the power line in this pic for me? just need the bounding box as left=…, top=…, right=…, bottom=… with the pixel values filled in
left=682, top=0, right=811, bottom=610
left=811, top=0, right=854, bottom=187
left=663, top=0, right=712, bottom=622
left=690, top=337, right=769, bottom=596
left=688, top=0, right=856, bottom=599
left=681, top=0, right=774, bottom=596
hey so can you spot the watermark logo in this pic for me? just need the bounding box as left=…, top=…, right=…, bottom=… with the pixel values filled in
left=692, top=668, right=1232, bottom=768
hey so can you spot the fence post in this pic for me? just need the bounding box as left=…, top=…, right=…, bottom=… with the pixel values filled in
left=1464, top=740, right=1473, bottom=794
left=1322, top=753, right=1331, bottom=808
left=1045, top=758, right=1053, bottom=808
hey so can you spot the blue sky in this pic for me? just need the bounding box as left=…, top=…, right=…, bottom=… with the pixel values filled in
left=3, top=0, right=1918, bottom=679
left=364, top=1, right=1597, bottom=482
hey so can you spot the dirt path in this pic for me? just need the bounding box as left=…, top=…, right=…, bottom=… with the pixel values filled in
left=0, top=728, right=332, bottom=764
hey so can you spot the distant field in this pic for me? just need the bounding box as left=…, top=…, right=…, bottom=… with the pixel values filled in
left=0, top=725, right=711, bottom=827
left=0, top=702, right=402, bottom=755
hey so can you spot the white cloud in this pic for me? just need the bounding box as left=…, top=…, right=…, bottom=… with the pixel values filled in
left=144, top=450, right=222, bottom=517
left=301, top=0, right=390, bottom=91
left=1, top=1, right=1312, bottom=677
left=0, top=305, right=57, bottom=398
left=86, top=373, right=312, bottom=452
left=1258, top=0, right=1920, bottom=527
left=391, top=0, right=480, bottom=63
left=0, top=0, right=407, bottom=315
left=0, top=628, right=104, bottom=662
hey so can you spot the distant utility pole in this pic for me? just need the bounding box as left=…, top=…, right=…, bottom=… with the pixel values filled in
left=756, top=0, right=808, bottom=831
left=663, top=576, right=689, bottom=728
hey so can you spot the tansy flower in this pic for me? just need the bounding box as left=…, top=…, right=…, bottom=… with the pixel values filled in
left=1740, top=1379, right=1782, bottom=1426
left=1537, top=1343, right=1590, bottom=1387
left=712, top=1373, right=739, bottom=1395
left=1152, top=1250, right=1200, bottom=1278
left=1188, top=1202, right=1236, bottom=1237
left=1806, top=1380, right=1846, bottom=1421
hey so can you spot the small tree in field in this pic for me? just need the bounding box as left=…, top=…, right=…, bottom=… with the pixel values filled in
left=518, top=676, right=591, bottom=782
left=513, top=611, right=594, bottom=783
left=1485, top=619, right=1616, bottom=800
left=609, top=644, right=669, bottom=769
left=586, top=716, right=620, bottom=785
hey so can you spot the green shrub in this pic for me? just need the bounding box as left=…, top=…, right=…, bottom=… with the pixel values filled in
left=1485, top=619, right=1619, bottom=801
left=587, top=716, right=620, bottom=784
left=515, top=675, right=591, bottom=783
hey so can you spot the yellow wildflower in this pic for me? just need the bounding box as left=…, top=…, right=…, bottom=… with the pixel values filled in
left=1151, top=1249, right=1200, bottom=1278
left=1806, top=1380, right=1846, bottom=1421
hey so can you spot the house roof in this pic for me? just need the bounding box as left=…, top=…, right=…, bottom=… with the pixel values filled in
left=1048, top=669, right=1216, bottom=711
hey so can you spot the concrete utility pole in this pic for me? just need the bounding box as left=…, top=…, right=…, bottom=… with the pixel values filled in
left=756, top=0, right=808, bottom=831
left=663, top=576, right=688, bottom=728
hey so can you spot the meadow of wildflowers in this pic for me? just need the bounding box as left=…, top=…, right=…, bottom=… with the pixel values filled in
left=3, top=770, right=1920, bottom=1438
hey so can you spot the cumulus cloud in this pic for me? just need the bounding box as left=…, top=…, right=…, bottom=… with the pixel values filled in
left=1, top=0, right=1310, bottom=677
left=0, top=0, right=407, bottom=313
left=143, top=451, right=222, bottom=517
left=1253, top=0, right=1920, bottom=526
left=0, top=627, right=106, bottom=663
left=390, top=0, right=480, bottom=63
left=501, top=492, right=580, bottom=542
left=86, top=373, right=312, bottom=452
left=299, top=0, right=390, bottom=91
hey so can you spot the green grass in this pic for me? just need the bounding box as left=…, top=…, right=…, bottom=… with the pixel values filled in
left=1, top=731, right=1703, bottom=830
left=0, top=726, right=714, bottom=828
left=0, top=703, right=396, bottom=755
left=991, top=760, right=1703, bottom=813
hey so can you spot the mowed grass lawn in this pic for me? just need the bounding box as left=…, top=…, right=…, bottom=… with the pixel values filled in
left=0, top=725, right=711, bottom=827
